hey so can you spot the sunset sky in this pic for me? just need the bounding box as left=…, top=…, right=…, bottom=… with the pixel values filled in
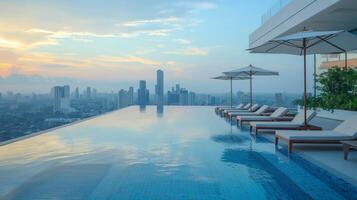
left=0, top=0, right=314, bottom=93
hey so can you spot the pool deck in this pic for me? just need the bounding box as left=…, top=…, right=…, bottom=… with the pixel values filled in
left=253, top=131, right=357, bottom=186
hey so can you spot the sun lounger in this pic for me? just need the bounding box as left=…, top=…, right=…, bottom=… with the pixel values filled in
left=215, top=103, right=244, bottom=114
left=236, top=107, right=289, bottom=127
left=217, top=103, right=250, bottom=116
left=249, top=110, right=318, bottom=134
left=275, top=116, right=357, bottom=153
left=223, top=104, right=259, bottom=118
left=226, top=105, right=269, bottom=120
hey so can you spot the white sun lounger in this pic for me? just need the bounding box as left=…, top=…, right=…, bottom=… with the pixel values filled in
left=275, top=116, right=357, bottom=153
left=227, top=105, right=269, bottom=119
left=223, top=104, right=259, bottom=117
left=236, top=107, right=289, bottom=127
left=215, top=103, right=244, bottom=114
left=218, top=103, right=250, bottom=116
left=249, top=110, right=317, bottom=134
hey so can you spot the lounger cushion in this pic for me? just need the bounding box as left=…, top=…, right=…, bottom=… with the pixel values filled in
left=291, top=110, right=317, bottom=124
left=333, top=116, right=357, bottom=137
left=250, top=121, right=301, bottom=128
left=270, top=107, right=288, bottom=118
left=237, top=116, right=272, bottom=121
left=276, top=130, right=356, bottom=141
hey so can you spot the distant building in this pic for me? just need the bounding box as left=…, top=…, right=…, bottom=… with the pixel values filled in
left=155, top=69, right=164, bottom=106
left=53, top=86, right=72, bottom=113
left=63, top=85, right=70, bottom=98
left=175, top=84, right=180, bottom=93
left=167, top=88, right=179, bottom=105
left=74, top=87, right=80, bottom=99
left=275, top=93, right=283, bottom=106
left=179, top=88, right=188, bottom=105
left=138, top=80, right=149, bottom=106
left=118, top=89, right=129, bottom=108
left=128, top=86, right=134, bottom=105
left=86, top=87, right=91, bottom=99
left=92, top=88, right=97, bottom=98
left=188, top=92, right=196, bottom=105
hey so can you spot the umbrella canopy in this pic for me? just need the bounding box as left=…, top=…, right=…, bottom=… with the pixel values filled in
left=249, top=30, right=357, bottom=56
left=223, top=65, right=279, bottom=76
left=211, top=75, right=250, bottom=107
left=249, top=30, right=357, bottom=129
left=223, top=65, right=279, bottom=110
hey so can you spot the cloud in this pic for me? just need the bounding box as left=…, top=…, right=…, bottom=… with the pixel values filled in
left=121, top=17, right=180, bottom=27
left=165, top=47, right=208, bottom=56
left=175, top=38, right=191, bottom=45
left=96, top=56, right=160, bottom=65
left=176, top=1, right=217, bottom=10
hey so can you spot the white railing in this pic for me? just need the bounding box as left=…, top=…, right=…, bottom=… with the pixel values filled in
left=261, top=0, right=292, bottom=24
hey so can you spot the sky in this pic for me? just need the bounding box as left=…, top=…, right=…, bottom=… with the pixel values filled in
left=0, top=0, right=315, bottom=94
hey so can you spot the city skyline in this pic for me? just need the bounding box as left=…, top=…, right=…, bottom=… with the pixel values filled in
left=0, top=0, right=316, bottom=94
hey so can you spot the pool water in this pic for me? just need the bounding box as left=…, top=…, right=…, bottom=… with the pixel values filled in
left=0, top=106, right=355, bottom=200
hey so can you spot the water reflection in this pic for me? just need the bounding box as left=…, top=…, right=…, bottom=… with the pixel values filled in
left=156, top=105, right=164, bottom=117
left=139, top=105, right=146, bottom=112
left=221, top=149, right=311, bottom=200
left=211, top=125, right=249, bottom=145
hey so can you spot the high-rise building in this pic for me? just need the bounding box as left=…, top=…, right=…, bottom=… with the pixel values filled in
left=188, top=92, right=196, bottom=105
left=86, top=87, right=91, bottom=99
left=175, top=84, right=180, bottom=93
left=63, top=85, right=70, bottom=98
left=275, top=93, right=283, bottom=106
left=138, top=80, right=149, bottom=106
left=167, top=87, right=179, bottom=105
left=53, top=86, right=72, bottom=113
left=118, top=89, right=129, bottom=108
left=179, top=88, right=188, bottom=105
left=92, top=88, right=97, bottom=98
left=128, top=86, right=134, bottom=105
left=155, top=70, right=164, bottom=106
left=74, top=87, right=80, bottom=99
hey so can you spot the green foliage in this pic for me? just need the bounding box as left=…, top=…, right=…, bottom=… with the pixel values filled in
left=295, top=67, right=357, bottom=111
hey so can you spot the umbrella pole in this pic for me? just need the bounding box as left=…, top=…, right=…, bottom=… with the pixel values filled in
left=345, top=51, right=348, bottom=69
left=250, top=73, right=252, bottom=111
left=230, top=77, right=233, bottom=108
left=303, top=38, right=308, bottom=129
left=314, top=54, right=317, bottom=98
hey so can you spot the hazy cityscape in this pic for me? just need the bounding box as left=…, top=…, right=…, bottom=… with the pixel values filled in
left=0, top=69, right=300, bottom=142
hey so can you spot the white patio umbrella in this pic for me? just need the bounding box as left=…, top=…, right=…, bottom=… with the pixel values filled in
left=223, top=65, right=279, bottom=111
left=249, top=30, right=357, bottom=129
left=212, top=75, right=250, bottom=108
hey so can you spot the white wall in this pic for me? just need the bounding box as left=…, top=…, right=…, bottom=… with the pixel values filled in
left=250, top=0, right=339, bottom=48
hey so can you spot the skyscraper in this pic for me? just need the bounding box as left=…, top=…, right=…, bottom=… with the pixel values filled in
left=175, top=84, right=180, bottom=93
left=155, top=69, right=164, bottom=106
left=74, top=87, right=80, bottom=99
left=63, top=85, right=70, bottom=98
left=138, top=80, right=148, bottom=106
left=275, top=93, right=283, bottom=106
left=188, top=92, right=196, bottom=105
left=179, top=88, right=188, bottom=105
left=118, top=89, right=129, bottom=108
left=128, top=86, right=134, bottom=105
left=86, top=87, right=91, bottom=99
left=53, top=86, right=72, bottom=113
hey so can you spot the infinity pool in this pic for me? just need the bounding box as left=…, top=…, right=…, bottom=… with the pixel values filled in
left=0, top=106, right=355, bottom=200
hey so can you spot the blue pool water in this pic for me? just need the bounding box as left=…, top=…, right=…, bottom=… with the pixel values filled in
left=0, top=106, right=355, bottom=200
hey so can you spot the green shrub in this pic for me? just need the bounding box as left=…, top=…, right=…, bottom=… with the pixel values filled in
left=295, top=67, right=357, bottom=111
